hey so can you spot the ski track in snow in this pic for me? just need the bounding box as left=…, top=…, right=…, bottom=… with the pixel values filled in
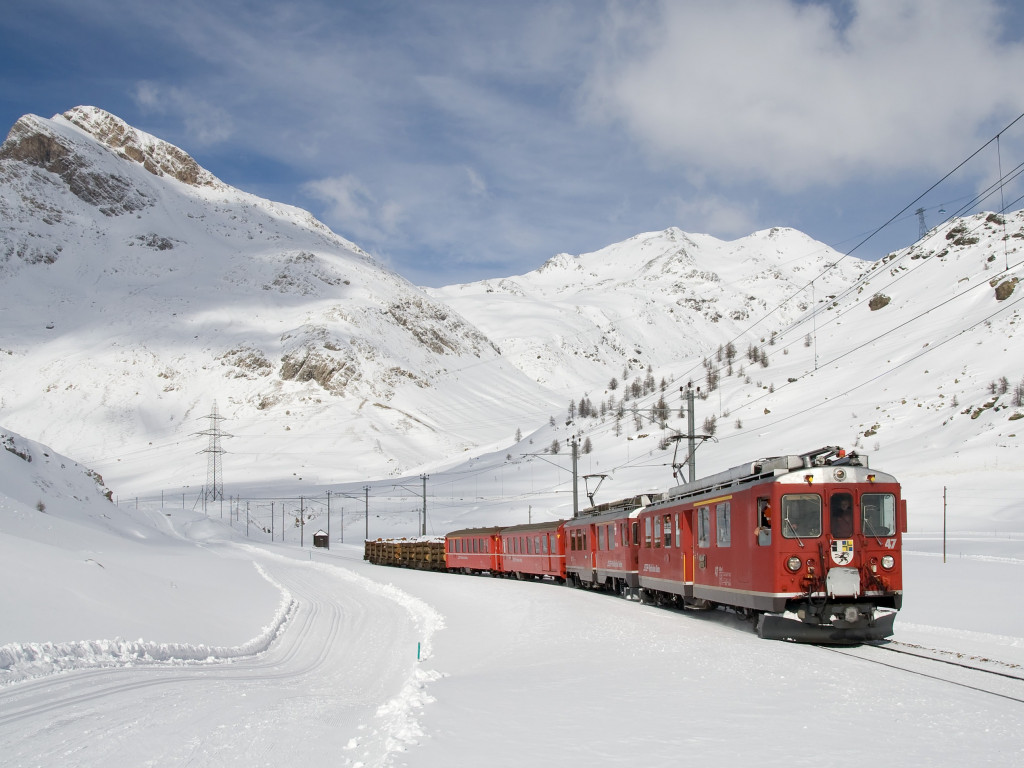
left=0, top=545, right=446, bottom=768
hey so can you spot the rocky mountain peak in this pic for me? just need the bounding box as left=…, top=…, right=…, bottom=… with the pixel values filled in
left=60, top=106, right=217, bottom=188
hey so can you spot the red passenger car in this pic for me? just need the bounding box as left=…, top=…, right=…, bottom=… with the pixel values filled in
left=636, top=446, right=905, bottom=642
left=445, top=526, right=501, bottom=574
left=498, top=520, right=567, bottom=580
left=565, top=496, right=649, bottom=596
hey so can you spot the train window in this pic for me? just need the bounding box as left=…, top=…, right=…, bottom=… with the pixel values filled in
left=663, top=514, right=672, bottom=547
left=830, top=493, right=855, bottom=538
left=632, top=522, right=639, bottom=546
left=716, top=502, right=731, bottom=548
left=598, top=525, right=606, bottom=551
left=644, top=517, right=653, bottom=548
left=697, top=507, right=710, bottom=548
left=653, top=516, right=662, bottom=548
left=861, top=493, right=897, bottom=536
left=781, top=494, right=822, bottom=539
left=542, top=535, right=548, bottom=554
left=757, top=498, right=772, bottom=546
left=674, top=513, right=682, bottom=548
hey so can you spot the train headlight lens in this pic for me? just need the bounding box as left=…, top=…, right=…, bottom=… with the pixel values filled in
left=881, top=555, right=895, bottom=570
left=786, top=556, right=802, bottom=573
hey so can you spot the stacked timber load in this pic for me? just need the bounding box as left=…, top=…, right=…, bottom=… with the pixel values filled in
left=364, top=537, right=446, bottom=571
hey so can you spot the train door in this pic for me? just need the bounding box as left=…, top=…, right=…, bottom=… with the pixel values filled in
left=694, top=504, right=711, bottom=586
left=681, top=506, right=695, bottom=585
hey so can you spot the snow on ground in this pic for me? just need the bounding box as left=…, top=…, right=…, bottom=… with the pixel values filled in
left=2, top=477, right=1023, bottom=766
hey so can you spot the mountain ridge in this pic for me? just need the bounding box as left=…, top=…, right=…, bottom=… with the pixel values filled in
left=1, top=106, right=1022, bottom=508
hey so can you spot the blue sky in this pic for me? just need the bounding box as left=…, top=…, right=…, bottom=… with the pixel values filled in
left=2, top=0, right=1024, bottom=286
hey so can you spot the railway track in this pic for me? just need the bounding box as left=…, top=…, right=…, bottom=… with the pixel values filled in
left=823, top=640, right=1024, bottom=704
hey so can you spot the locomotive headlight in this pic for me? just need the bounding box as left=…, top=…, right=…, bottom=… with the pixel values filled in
left=881, top=555, right=895, bottom=570
left=786, top=556, right=802, bottom=573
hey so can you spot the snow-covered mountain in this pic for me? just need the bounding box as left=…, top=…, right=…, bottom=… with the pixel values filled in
left=429, top=225, right=864, bottom=391
left=0, top=107, right=552, bottom=491
left=1, top=106, right=1022, bottom=515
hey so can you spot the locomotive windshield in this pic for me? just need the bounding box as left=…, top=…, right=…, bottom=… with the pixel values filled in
left=861, top=493, right=897, bottom=536
left=781, top=494, right=822, bottom=539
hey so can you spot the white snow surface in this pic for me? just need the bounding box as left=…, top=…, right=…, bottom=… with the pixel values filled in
left=1, top=107, right=1024, bottom=765
left=1, top=428, right=1023, bottom=767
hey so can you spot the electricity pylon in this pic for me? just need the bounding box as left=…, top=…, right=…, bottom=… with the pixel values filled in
left=195, top=400, right=232, bottom=506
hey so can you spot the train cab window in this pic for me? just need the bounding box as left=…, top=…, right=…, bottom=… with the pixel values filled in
left=757, top=498, right=772, bottom=546
left=653, top=516, right=662, bottom=548
left=674, top=514, right=682, bottom=548
left=830, top=493, right=855, bottom=538
left=716, top=502, right=731, bottom=548
left=861, top=493, right=897, bottom=536
left=781, top=494, right=822, bottom=539
left=663, top=514, right=673, bottom=547
left=697, top=506, right=711, bottom=548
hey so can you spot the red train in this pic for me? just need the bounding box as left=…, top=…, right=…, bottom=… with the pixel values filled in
left=366, top=446, right=906, bottom=643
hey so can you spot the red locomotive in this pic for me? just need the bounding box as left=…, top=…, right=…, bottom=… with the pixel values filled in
left=366, top=446, right=905, bottom=643
left=633, top=445, right=904, bottom=642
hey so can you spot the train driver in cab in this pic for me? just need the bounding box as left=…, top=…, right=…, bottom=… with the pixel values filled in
left=831, top=494, right=855, bottom=538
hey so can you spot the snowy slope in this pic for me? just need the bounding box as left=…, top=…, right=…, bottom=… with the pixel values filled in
left=1, top=107, right=1024, bottom=767
left=1, top=432, right=1022, bottom=766
left=0, top=108, right=556, bottom=492
left=430, top=225, right=864, bottom=391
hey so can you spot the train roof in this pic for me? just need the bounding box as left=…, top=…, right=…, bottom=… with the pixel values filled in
left=496, top=519, right=567, bottom=534
left=568, top=494, right=655, bottom=524
left=657, top=446, right=873, bottom=504
left=446, top=526, right=503, bottom=537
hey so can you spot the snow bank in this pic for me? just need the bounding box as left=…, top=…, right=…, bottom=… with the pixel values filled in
left=0, top=562, right=295, bottom=686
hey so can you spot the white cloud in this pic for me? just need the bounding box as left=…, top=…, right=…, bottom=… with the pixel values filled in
left=132, top=81, right=234, bottom=145
left=667, top=193, right=759, bottom=240
left=585, top=0, right=1024, bottom=190
left=303, top=174, right=400, bottom=244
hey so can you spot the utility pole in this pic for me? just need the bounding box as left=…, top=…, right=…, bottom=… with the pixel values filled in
left=686, top=385, right=696, bottom=482
left=943, top=486, right=947, bottom=564
left=571, top=434, right=579, bottom=518
left=420, top=474, right=429, bottom=536
left=916, top=207, right=927, bottom=240
left=364, top=485, right=370, bottom=540
left=327, top=491, right=331, bottom=543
